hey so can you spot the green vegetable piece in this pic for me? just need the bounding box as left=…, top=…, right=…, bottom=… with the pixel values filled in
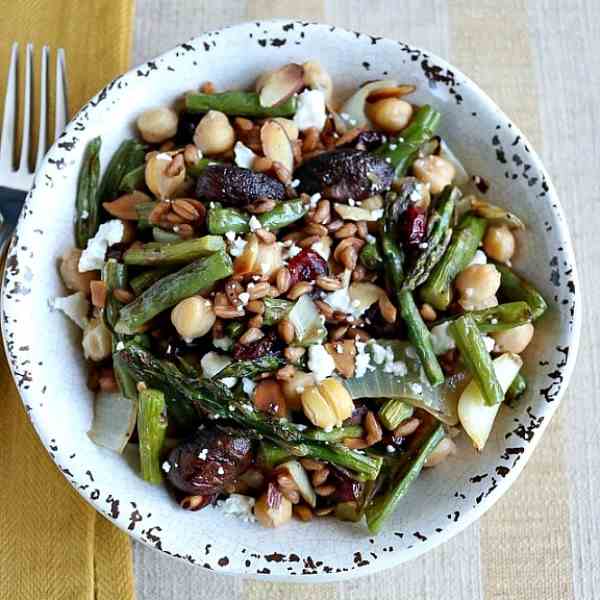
left=135, top=201, right=158, bottom=229
left=420, top=214, right=487, bottom=311
left=259, top=199, right=308, bottom=230
left=225, top=321, right=244, bottom=339
left=152, top=227, right=181, bottom=244
left=378, top=399, right=414, bottom=430
left=130, top=268, right=170, bottom=296
left=137, top=388, right=168, bottom=484
left=123, top=236, right=225, bottom=267
left=366, top=422, right=444, bottom=533
left=335, top=501, right=362, bottom=522
left=374, top=105, right=442, bottom=178
left=403, top=185, right=458, bottom=291
left=118, top=163, right=146, bottom=193
left=75, top=136, right=102, bottom=249
left=494, top=262, right=548, bottom=320
left=469, top=301, right=533, bottom=333
left=449, top=314, right=504, bottom=406
left=303, top=424, right=364, bottom=442
left=506, top=372, right=527, bottom=404
left=97, top=139, right=146, bottom=204
left=207, top=206, right=249, bottom=235
left=262, top=298, right=294, bottom=326
left=186, top=91, right=297, bottom=118
left=399, top=289, right=444, bottom=387
left=115, top=251, right=233, bottom=334
left=258, top=442, right=291, bottom=469
left=188, top=157, right=222, bottom=177
left=215, top=355, right=286, bottom=379
left=360, top=241, right=384, bottom=271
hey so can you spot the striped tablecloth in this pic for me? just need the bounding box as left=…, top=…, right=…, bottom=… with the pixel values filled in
left=132, top=1, right=598, bottom=598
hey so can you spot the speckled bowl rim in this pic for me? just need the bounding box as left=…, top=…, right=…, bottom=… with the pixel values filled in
left=1, top=20, right=580, bottom=581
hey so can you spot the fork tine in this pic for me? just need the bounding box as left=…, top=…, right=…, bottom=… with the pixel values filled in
left=35, top=46, right=49, bottom=171
left=18, top=43, right=33, bottom=172
left=0, top=43, right=18, bottom=170
left=54, top=48, right=68, bottom=140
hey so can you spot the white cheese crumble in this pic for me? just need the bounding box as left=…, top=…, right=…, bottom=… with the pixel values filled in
left=291, top=178, right=300, bottom=188
left=49, top=292, right=90, bottom=329
left=213, top=336, right=233, bottom=351
left=469, top=249, right=488, bottom=266
left=354, top=341, right=375, bottom=378
left=386, top=445, right=396, bottom=453
left=248, top=215, right=261, bottom=231
left=238, top=292, right=250, bottom=305
left=309, top=192, right=321, bottom=208
left=366, top=234, right=376, bottom=244
left=234, top=141, right=257, bottom=169
left=410, top=382, right=423, bottom=395
left=200, top=352, right=237, bottom=388
left=162, top=461, right=171, bottom=473
left=482, top=335, right=496, bottom=353
left=197, top=448, right=208, bottom=460
left=242, top=377, right=256, bottom=397
left=155, top=152, right=172, bottom=161
left=217, top=494, right=256, bottom=523
left=225, top=231, right=237, bottom=241
left=228, top=236, right=247, bottom=257
left=307, top=344, right=335, bottom=382
left=293, top=89, right=327, bottom=131
left=115, top=341, right=125, bottom=351
left=283, top=242, right=302, bottom=259
left=78, top=220, right=125, bottom=272
left=431, top=321, right=456, bottom=355
left=383, top=359, right=407, bottom=377
left=310, top=239, right=331, bottom=260
left=217, top=466, right=225, bottom=475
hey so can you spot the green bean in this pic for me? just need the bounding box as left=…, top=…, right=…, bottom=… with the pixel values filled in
left=262, top=298, right=294, bottom=326
left=378, top=400, right=414, bottom=431
left=469, top=301, right=533, bottom=333
left=118, top=163, right=146, bottom=193
left=450, top=314, right=504, bottom=406
left=303, top=425, right=364, bottom=442
left=97, top=139, right=146, bottom=204
left=152, top=227, right=181, bottom=244
left=137, top=388, right=168, bottom=484
left=129, top=268, right=170, bottom=296
left=506, top=372, right=527, bottom=404
left=186, top=91, right=297, bottom=118
left=75, top=137, right=102, bottom=248
left=494, top=263, right=548, bottom=320
left=360, top=241, right=384, bottom=271
left=225, top=321, right=244, bottom=339
left=123, top=236, right=224, bottom=267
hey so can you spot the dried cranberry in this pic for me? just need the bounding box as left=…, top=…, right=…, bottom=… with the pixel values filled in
left=402, top=206, right=427, bottom=246
left=328, top=469, right=364, bottom=503
left=232, top=331, right=277, bottom=361
left=287, top=249, right=327, bottom=285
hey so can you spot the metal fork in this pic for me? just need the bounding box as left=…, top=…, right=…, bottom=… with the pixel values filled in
left=0, top=43, right=68, bottom=253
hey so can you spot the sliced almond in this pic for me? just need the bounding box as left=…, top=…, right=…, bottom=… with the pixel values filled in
left=103, top=191, right=151, bottom=220
left=325, top=340, right=356, bottom=378
left=334, top=203, right=383, bottom=222
left=261, top=120, right=294, bottom=173
left=367, top=84, right=416, bottom=102
left=258, top=63, right=304, bottom=108
left=272, top=117, right=299, bottom=142
left=348, top=282, right=385, bottom=315
left=234, top=234, right=259, bottom=275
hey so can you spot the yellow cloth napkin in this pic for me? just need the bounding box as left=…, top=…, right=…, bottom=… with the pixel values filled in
left=0, top=2, right=136, bottom=598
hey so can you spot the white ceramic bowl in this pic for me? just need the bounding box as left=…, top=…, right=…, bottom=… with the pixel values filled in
left=2, top=20, right=580, bottom=580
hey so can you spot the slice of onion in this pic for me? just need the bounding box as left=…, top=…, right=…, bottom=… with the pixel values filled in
left=280, top=460, right=316, bottom=507
left=87, top=390, right=137, bottom=454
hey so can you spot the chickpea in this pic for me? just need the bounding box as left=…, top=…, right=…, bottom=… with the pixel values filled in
left=136, top=107, right=178, bottom=143
left=412, top=155, right=455, bottom=195
left=367, top=97, right=413, bottom=133
left=145, top=152, right=186, bottom=199
left=483, top=225, right=516, bottom=263
left=82, top=317, right=112, bottom=361
left=455, top=264, right=501, bottom=309
left=193, top=110, right=235, bottom=155
left=492, top=323, right=534, bottom=354
left=59, top=248, right=97, bottom=294
left=171, top=296, right=216, bottom=340
left=302, top=60, right=333, bottom=104
left=254, top=485, right=293, bottom=528
left=301, top=378, right=354, bottom=429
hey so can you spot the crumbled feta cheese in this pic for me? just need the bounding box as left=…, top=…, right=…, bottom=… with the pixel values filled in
left=228, top=236, right=247, bottom=257
left=431, top=321, right=456, bottom=355
left=311, top=239, right=330, bottom=260
left=225, top=230, right=237, bottom=241
left=490, top=318, right=499, bottom=325
left=366, top=234, right=376, bottom=244
left=248, top=215, right=261, bottom=231
left=418, top=242, right=429, bottom=249
left=217, top=466, right=225, bottom=475
left=469, top=249, right=488, bottom=266
left=323, top=425, right=334, bottom=433
left=217, top=494, right=256, bottom=523
left=78, top=220, right=124, bottom=272
left=410, top=382, right=423, bottom=395
left=80, top=210, right=89, bottom=220
left=383, top=360, right=407, bottom=376
left=307, top=344, right=335, bottom=382
left=291, top=179, right=300, bottom=188
left=386, top=445, right=396, bottom=453
left=162, top=461, right=171, bottom=473
left=294, top=89, right=327, bottom=131
left=155, top=152, right=172, bottom=161
left=197, top=448, right=208, bottom=460
left=200, top=352, right=237, bottom=388
left=309, top=193, right=321, bottom=208
left=234, top=141, right=257, bottom=169
left=369, top=341, right=388, bottom=365
left=482, top=335, right=496, bottom=353
left=115, top=341, right=125, bottom=351
left=354, top=341, right=374, bottom=378
left=335, top=344, right=344, bottom=354
left=238, top=292, right=250, bottom=305
left=49, top=292, right=90, bottom=329
left=284, top=242, right=302, bottom=259
left=242, top=377, right=256, bottom=397
left=295, top=423, right=308, bottom=431
left=348, top=198, right=356, bottom=207
left=370, top=209, right=384, bottom=220
left=389, top=144, right=398, bottom=151
left=213, top=336, right=233, bottom=351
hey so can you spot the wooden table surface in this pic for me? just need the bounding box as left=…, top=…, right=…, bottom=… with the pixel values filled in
left=131, top=1, right=599, bottom=598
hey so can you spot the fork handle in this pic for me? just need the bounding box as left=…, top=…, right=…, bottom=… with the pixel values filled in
left=0, top=186, right=27, bottom=257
